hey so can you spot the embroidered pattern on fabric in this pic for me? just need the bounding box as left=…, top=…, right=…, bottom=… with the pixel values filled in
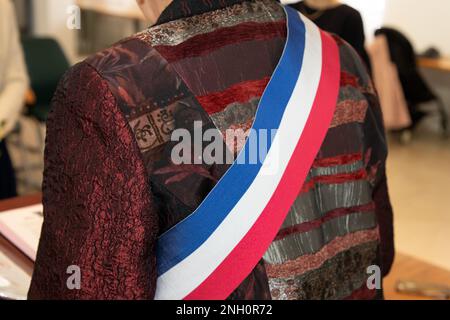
left=130, top=105, right=177, bottom=153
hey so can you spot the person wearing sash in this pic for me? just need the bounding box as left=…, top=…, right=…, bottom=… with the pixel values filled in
left=29, top=0, right=394, bottom=300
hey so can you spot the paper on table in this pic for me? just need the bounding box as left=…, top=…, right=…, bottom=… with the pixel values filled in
left=0, top=250, right=31, bottom=300
left=0, top=204, right=43, bottom=261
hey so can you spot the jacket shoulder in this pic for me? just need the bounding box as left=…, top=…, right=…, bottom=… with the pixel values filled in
left=81, top=32, right=184, bottom=118
left=84, top=34, right=161, bottom=79
left=48, top=61, right=124, bottom=136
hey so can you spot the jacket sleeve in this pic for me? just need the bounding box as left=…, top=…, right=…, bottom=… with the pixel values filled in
left=28, top=62, right=159, bottom=300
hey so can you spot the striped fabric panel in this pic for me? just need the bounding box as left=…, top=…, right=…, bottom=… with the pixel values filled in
left=276, top=202, right=375, bottom=241
left=146, top=2, right=286, bottom=123
left=340, top=70, right=376, bottom=95
left=264, top=137, right=378, bottom=294
left=336, top=35, right=376, bottom=98
left=301, top=168, right=368, bottom=192
left=308, top=53, right=373, bottom=164
left=139, top=0, right=285, bottom=47
left=312, top=152, right=363, bottom=168
left=329, top=75, right=370, bottom=128
left=284, top=181, right=373, bottom=227
left=264, top=211, right=377, bottom=263
left=337, top=38, right=373, bottom=91
left=304, top=153, right=366, bottom=192
left=267, top=240, right=379, bottom=300
left=154, top=21, right=286, bottom=63
left=341, top=70, right=360, bottom=87
left=314, top=37, right=378, bottom=162
left=318, top=123, right=365, bottom=159
left=282, top=179, right=373, bottom=226
left=167, top=37, right=285, bottom=96
left=338, top=85, right=369, bottom=104
left=331, top=100, right=368, bottom=128
left=311, top=161, right=364, bottom=177
left=266, top=229, right=379, bottom=278
left=197, top=78, right=268, bottom=115
left=277, top=152, right=370, bottom=227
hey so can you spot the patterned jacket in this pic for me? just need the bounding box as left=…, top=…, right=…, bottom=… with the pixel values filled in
left=29, top=0, right=394, bottom=300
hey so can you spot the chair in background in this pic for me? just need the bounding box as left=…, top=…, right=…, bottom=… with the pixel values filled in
left=11, top=37, right=70, bottom=191
left=375, top=27, right=449, bottom=137
left=22, top=37, right=70, bottom=123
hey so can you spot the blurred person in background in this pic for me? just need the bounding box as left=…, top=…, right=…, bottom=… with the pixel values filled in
left=29, top=0, right=393, bottom=300
left=290, top=0, right=371, bottom=71
left=0, top=0, right=29, bottom=199
left=368, top=34, right=412, bottom=133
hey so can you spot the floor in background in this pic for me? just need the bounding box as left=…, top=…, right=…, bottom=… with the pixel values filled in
left=387, top=115, right=450, bottom=272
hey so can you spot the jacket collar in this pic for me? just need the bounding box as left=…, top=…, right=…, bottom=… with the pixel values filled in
left=155, top=0, right=260, bottom=26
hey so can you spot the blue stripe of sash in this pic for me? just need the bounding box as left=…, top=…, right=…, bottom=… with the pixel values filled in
left=157, top=6, right=306, bottom=276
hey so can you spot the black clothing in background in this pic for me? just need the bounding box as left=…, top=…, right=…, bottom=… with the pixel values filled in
left=291, top=1, right=371, bottom=71
left=0, top=140, right=17, bottom=200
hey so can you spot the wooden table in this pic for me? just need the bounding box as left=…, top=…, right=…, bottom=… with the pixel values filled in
left=384, top=253, right=450, bottom=300
left=418, top=57, right=450, bottom=73
left=1, top=194, right=450, bottom=300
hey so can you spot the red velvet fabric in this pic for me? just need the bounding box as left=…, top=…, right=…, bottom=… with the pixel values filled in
left=28, top=64, right=159, bottom=299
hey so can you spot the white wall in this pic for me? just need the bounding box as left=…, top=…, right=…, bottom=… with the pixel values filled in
left=282, top=0, right=450, bottom=55
left=281, top=0, right=387, bottom=41
left=343, top=0, right=386, bottom=41
left=31, top=0, right=142, bottom=63
left=383, top=0, right=450, bottom=56
left=32, top=0, right=78, bottom=63
left=34, top=0, right=450, bottom=60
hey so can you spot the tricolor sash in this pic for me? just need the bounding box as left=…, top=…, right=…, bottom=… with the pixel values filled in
left=155, top=6, right=341, bottom=300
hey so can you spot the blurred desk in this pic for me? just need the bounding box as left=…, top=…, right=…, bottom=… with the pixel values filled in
left=0, top=194, right=41, bottom=277
left=75, top=0, right=145, bottom=20
left=418, top=57, right=450, bottom=73
left=384, top=253, right=450, bottom=300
